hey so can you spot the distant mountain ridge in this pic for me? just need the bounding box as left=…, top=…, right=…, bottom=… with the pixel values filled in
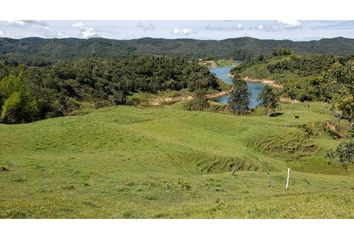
left=0, top=37, right=353, bottom=63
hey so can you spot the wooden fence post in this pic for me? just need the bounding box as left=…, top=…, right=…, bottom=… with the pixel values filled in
left=285, top=168, right=291, bottom=190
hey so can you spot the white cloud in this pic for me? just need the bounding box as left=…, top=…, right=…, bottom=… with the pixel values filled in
left=23, top=20, right=48, bottom=27
left=1, top=20, right=26, bottom=27
left=235, top=23, right=243, bottom=30
left=55, top=32, right=68, bottom=38
left=9, top=20, right=26, bottom=27
left=81, top=27, right=98, bottom=38
left=0, top=30, right=3, bottom=36
left=0, top=20, right=48, bottom=28
left=206, top=23, right=243, bottom=31
left=72, top=22, right=85, bottom=28
left=0, top=20, right=60, bottom=38
left=137, top=22, right=156, bottom=31
left=171, top=27, right=195, bottom=36
left=255, top=24, right=275, bottom=32
left=277, top=20, right=302, bottom=29
left=72, top=22, right=98, bottom=38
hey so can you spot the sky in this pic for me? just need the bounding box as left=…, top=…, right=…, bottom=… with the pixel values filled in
left=0, top=20, right=354, bottom=41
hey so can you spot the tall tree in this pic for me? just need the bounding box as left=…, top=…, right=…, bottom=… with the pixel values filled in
left=325, top=61, right=353, bottom=173
left=228, top=75, right=250, bottom=115
left=321, top=62, right=353, bottom=122
left=258, top=85, right=280, bottom=115
left=0, top=73, right=39, bottom=123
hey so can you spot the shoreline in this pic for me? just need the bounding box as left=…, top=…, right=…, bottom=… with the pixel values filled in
left=228, top=74, right=283, bottom=89
left=148, top=89, right=232, bottom=106
left=206, top=89, right=232, bottom=99
left=243, top=77, right=283, bottom=89
left=149, top=71, right=284, bottom=106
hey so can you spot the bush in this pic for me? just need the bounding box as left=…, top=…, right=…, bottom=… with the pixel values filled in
left=327, top=139, right=354, bottom=172
left=184, top=89, right=209, bottom=111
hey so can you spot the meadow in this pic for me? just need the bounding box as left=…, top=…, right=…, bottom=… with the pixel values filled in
left=0, top=101, right=353, bottom=218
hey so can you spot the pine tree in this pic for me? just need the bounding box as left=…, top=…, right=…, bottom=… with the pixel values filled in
left=0, top=73, right=39, bottom=123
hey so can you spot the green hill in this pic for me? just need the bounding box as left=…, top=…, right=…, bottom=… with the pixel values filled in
left=231, top=54, right=341, bottom=82
left=1, top=37, right=354, bottom=65
left=0, top=102, right=353, bottom=218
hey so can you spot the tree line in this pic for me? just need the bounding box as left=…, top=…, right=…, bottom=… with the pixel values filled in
left=0, top=56, right=220, bottom=124
left=2, top=37, right=354, bottom=64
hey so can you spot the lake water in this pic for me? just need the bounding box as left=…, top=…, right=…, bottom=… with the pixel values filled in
left=209, top=67, right=264, bottom=109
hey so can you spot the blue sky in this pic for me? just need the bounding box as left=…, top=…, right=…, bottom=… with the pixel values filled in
left=0, top=20, right=354, bottom=41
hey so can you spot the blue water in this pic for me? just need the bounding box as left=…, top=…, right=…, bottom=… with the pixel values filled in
left=209, top=67, right=264, bottom=109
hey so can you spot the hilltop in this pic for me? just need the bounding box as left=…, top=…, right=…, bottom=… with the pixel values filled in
left=1, top=37, right=354, bottom=65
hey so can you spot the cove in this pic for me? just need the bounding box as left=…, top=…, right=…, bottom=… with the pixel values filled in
left=209, top=66, right=264, bottom=109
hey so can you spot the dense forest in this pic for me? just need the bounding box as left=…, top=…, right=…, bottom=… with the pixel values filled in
left=1, top=37, right=354, bottom=65
left=0, top=56, right=219, bottom=123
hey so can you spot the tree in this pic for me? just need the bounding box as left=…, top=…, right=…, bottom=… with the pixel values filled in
left=1, top=91, right=23, bottom=123
left=0, top=73, right=39, bottom=123
left=327, top=139, right=354, bottom=173
left=257, top=55, right=265, bottom=62
left=228, top=75, right=250, bottom=115
left=184, top=89, right=209, bottom=111
left=1, top=91, right=39, bottom=124
left=272, top=48, right=292, bottom=56
left=280, top=48, right=292, bottom=56
left=324, top=61, right=354, bottom=173
left=257, top=85, right=280, bottom=115
left=321, top=62, right=354, bottom=122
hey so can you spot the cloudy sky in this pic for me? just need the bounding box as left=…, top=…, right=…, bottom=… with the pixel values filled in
left=0, top=20, right=354, bottom=41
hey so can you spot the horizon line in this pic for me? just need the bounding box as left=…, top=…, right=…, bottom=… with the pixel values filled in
left=0, top=36, right=353, bottom=42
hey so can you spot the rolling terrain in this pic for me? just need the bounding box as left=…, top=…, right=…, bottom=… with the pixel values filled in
left=0, top=102, right=353, bottom=218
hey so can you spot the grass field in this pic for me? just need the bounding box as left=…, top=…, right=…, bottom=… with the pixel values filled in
left=0, top=101, right=353, bottom=218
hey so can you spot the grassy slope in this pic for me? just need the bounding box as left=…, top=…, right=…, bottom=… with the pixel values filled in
left=0, top=102, right=353, bottom=218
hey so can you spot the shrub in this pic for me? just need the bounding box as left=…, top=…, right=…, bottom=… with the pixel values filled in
left=184, top=89, right=209, bottom=111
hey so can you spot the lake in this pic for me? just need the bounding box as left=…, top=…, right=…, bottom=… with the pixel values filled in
left=209, top=67, right=264, bottom=109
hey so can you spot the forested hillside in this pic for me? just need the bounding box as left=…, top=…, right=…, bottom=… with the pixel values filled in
left=0, top=56, right=219, bottom=123
left=1, top=37, right=354, bottom=65
left=231, top=53, right=354, bottom=117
